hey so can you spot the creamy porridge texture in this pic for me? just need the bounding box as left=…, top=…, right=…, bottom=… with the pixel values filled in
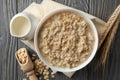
left=38, top=11, right=94, bottom=68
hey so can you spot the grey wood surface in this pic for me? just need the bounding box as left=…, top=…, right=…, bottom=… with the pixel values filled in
left=0, top=0, right=120, bottom=80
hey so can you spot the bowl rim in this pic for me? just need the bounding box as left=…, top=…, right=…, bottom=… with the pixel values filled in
left=34, top=8, right=99, bottom=72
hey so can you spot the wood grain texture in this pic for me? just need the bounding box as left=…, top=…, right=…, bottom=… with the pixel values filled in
left=0, top=0, right=120, bottom=80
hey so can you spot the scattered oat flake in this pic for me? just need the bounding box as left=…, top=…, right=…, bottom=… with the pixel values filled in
left=32, top=54, right=36, bottom=57
left=23, top=78, right=27, bottom=80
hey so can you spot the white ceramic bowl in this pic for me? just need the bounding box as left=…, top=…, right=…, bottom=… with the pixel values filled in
left=34, top=8, right=98, bottom=72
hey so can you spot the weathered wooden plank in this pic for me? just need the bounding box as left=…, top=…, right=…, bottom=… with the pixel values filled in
left=87, top=0, right=120, bottom=80
left=89, top=0, right=120, bottom=21
left=107, top=24, right=120, bottom=80
left=0, top=0, right=18, bottom=80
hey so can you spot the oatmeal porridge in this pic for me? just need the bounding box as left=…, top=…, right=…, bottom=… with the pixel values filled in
left=38, top=11, right=94, bottom=68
